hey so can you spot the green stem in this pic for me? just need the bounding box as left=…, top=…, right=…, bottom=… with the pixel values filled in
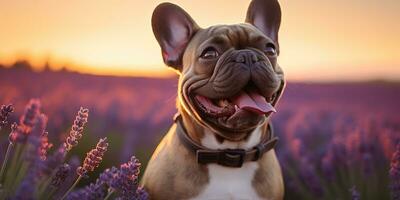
left=7, top=144, right=22, bottom=176
left=37, top=167, right=59, bottom=197
left=60, top=175, right=82, bottom=200
left=8, top=160, right=29, bottom=194
left=38, top=151, right=68, bottom=198
left=0, top=142, right=13, bottom=182
left=104, top=189, right=115, bottom=200
left=42, top=186, right=56, bottom=200
left=2, top=144, right=23, bottom=197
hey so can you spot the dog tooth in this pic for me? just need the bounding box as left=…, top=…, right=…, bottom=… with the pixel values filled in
left=217, top=99, right=229, bottom=107
left=223, top=99, right=229, bottom=106
left=217, top=99, right=223, bottom=107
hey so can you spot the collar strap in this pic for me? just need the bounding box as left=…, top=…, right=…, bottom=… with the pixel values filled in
left=174, top=114, right=278, bottom=168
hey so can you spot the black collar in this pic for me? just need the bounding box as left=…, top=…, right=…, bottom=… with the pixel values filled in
left=174, top=114, right=278, bottom=168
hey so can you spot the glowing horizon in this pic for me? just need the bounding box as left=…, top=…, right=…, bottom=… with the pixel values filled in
left=1, top=0, right=399, bottom=81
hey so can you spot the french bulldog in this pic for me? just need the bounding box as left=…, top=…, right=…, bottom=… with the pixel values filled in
left=142, top=0, right=285, bottom=199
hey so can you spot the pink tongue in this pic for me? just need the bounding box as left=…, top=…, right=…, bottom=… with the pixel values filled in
left=232, top=91, right=276, bottom=115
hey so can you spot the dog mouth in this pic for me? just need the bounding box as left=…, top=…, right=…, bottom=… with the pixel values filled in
left=192, top=88, right=278, bottom=121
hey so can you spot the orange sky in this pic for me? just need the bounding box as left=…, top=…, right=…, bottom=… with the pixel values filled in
left=0, top=0, right=399, bottom=81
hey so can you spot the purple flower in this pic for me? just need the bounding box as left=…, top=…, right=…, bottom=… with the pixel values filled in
left=41, top=146, right=67, bottom=176
left=77, top=137, right=108, bottom=177
left=96, top=156, right=148, bottom=200
left=115, top=157, right=147, bottom=199
left=299, top=157, right=324, bottom=197
left=390, top=143, right=400, bottom=200
left=56, top=156, right=81, bottom=195
left=9, top=122, right=23, bottom=143
left=67, top=180, right=108, bottom=200
left=65, top=190, right=85, bottom=200
left=39, top=131, right=53, bottom=161
left=0, top=104, right=14, bottom=130
left=51, top=163, right=71, bottom=187
left=134, top=187, right=149, bottom=200
left=8, top=99, right=41, bottom=143
left=14, top=113, right=48, bottom=199
left=25, top=113, right=48, bottom=162
left=349, top=186, right=360, bottom=200
left=115, top=156, right=141, bottom=197
left=64, top=107, right=89, bottom=152
left=98, top=166, right=119, bottom=188
left=13, top=173, right=36, bottom=200
left=321, top=136, right=349, bottom=180
left=20, top=99, right=41, bottom=131
left=83, top=180, right=108, bottom=200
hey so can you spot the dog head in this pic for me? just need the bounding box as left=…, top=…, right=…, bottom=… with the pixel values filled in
left=152, top=0, right=285, bottom=141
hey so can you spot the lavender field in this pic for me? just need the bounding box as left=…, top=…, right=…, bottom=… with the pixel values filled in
left=1, top=66, right=400, bottom=199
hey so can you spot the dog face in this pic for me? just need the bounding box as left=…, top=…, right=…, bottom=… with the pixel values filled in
left=152, top=0, right=285, bottom=141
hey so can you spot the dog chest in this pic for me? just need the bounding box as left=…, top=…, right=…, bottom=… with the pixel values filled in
left=189, top=127, right=264, bottom=200
left=191, top=162, right=262, bottom=200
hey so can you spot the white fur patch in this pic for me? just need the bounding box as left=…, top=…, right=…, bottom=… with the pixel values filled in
left=191, top=127, right=263, bottom=200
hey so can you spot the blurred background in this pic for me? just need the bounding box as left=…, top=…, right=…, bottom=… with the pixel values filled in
left=1, top=0, right=399, bottom=199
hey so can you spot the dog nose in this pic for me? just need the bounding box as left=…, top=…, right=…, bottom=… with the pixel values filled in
left=234, top=50, right=259, bottom=65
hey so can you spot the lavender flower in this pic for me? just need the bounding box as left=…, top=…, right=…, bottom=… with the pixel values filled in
left=61, top=139, right=108, bottom=200
left=83, top=180, right=108, bottom=200
left=8, top=99, right=41, bottom=143
left=390, top=143, right=400, bottom=200
left=116, top=156, right=141, bottom=197
left=99, top=156, right=147, bottom=200
left=299, top=157, right=324, bottom=197
left=9, top=122, right=22, bottom=143
left=20, top=99, right=41, bottom=131
left=77, top=137, right=108, bottom=177
left=349, top=186, right=361, bottom=200
left=13, top=173, right=36, bottom=200
left=41, top=146, right=67, bottom=176
left=56, top=156, right=81, bottom=196
left=39, top=131, right=53, bottom=160
left=98, top=166, right=119, bottom=188
left=0, top=102, right=149, bottom=200
left=321, top=139, right=348, bottom=181
left=64, top=107, right=89, bottom=152
left=134, top=187, right=149, bottom=200
left=25, top=113, right=48, bottom=162
left=67, top=180, right=108, bottom=200
left=14, top=113, right=48, bottom=198
left=65, top=190, right=85, bottom=200
left=65, top=156, right=81, bottom=184
left=0, top=104, right=14, bottom=130
left=77, top=156, right=147, bottom=200
left=51, top=164, right=71, bottom=187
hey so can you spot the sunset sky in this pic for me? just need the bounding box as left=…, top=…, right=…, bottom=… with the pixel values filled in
left=0, top=0, right=399, bottom=81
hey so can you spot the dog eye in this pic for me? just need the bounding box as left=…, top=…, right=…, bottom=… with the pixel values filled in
left=264, top=43, right=277, bottom=56
left=200, top=47, right=219, bottom=59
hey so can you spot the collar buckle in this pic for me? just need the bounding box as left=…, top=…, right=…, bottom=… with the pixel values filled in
left=196, top=149, right=246, bottom=168
left=219, top=149, right=246, bottom=167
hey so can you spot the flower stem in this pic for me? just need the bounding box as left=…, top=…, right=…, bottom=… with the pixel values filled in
left=43, top=186, right=56, bottom=200
left=0, top=142, right=13, bottom=182
left=12, top=161, right=29, bottom=190
left=104, top=189, right=115, bottom=200
left=37, top=169, right=58, bottom=198
left=60, top=175, right=82, bottom=200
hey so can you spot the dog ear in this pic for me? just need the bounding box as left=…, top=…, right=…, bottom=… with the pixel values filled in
left=245, top=0, right=281, bottom=49
left=152, top=3, right=199, bottom=71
